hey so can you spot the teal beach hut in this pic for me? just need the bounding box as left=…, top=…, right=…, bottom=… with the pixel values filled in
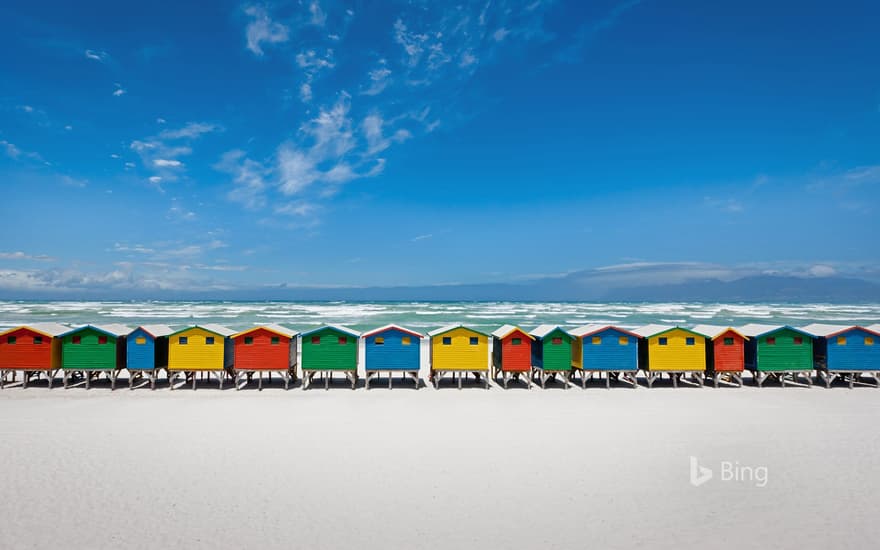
left=362, top=325, right=423, bottom=389
left=803, top=324, right=880, bottom=388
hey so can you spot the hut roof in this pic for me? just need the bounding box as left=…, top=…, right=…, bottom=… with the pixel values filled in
left=691, top=324, right=749, bottom=340
left=632, top=324, right=707, bottom=338
left=868, top=324, right=880, bottom=334
left=568, top=324, right=640, bottom=338
left=60, top=324, right=132, bottom=338
left=738, top=324, right=814, bottom=338
left=529, top=325, right=572, bottom=339
left=427, top=324, right=489, bottom=338
left=361, top=324, right=423, bottom=339
left=131, top=324, right=174, bottom=338
left=0, top=322, right=70, bottom=338
left=300, top=324, right=361, bottom=338
left=169, top=324, right=236, bottom=337
left=232, top=324, right=298, bottom=339
left=491, top=325, right=534, bottom=340
left=800, top=323, right=880, bottom=338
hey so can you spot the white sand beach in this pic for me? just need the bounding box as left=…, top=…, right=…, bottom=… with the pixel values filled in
left=1, top=375, right=878, bottom=550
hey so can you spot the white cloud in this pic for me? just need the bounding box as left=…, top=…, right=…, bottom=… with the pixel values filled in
left=362, top=65, right=391, bottom=96
left=244, top=5, right=290, bottom=55
left=300, top=83, right=313, bottom=102
left=309, top=0, right=326, bottom=26
left=0, top=251, right=56, bottom=261
left=216, top=149, right=270, bottom=210
left=64, top=125, right=73, bottom=131
left=156, top=117, right=167, bottom=124
left=1, top=140, right=22, bottom=159
left=493, top=27, right=511, bottom=41
left=85, top=49, right=109, bottom=62
left=148, top=176, right=162, bottom=184
left=158, top=122, right=219, bottom=140
left=411, top=234, right=433, bottom=242
left=808, top=264, right=837, bottom=278
left=153, top=159, right=183, bottom=168
left=275, top=201, right=317, bottom=217
left=113, top=84, right=126, bottom=96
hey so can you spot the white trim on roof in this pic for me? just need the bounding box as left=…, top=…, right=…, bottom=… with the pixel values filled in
left=529, top=325, right=570, bottom=339
left=361, top=324, right=423, bottom=338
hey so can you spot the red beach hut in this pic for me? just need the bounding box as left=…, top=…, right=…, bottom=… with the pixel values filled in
left=231, top=324, right=299, bottom=390
left=491, top=325, right=534, bottom=389
left=693, top=324, right=748, bottom=387
left=0, top=323, right=68, bottom=388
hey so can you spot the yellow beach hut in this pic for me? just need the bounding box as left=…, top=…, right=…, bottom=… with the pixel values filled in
left=632, top=324, right=708, bottom=388
left=167, top=324, right=235, bottom=389
left=428, top=324, right=490, bottom=389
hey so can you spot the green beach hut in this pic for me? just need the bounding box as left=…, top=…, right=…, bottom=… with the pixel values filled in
left=300, top=325, right=360, bottom=390
left=740, top=324, right=815, bottom=387
left=529, top=325, right=574, bottom=389
left=60, top=324, right=131, bottom=389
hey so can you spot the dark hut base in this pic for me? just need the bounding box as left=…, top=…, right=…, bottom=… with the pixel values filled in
left=364, top=370, right=419, bottom=390
left=752, top=370, right=813, bottom=388
left=1, top=368, right=60, bottom=389
left=573, top=369, right=639, bottom=389
left=302, top=370, right=357, bottom=390
left=818, top=370, right=880, bottom=389
left=430, top=370, right=490, bottom=390
left=708, top=371, right=744, bottom=388
left=128, top=368, right=163, bottom=390
left=644, top=371, right=705, bottom=388
left=491, top=366, right=532, bottom=389
left=234, top=369, right=297, bottom=390
left=531, top=367, right=571, bottom=389
left=168, top=369, right=232, bottom=390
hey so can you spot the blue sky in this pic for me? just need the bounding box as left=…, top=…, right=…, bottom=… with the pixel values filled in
left=1, top=0, right=878, bottom=296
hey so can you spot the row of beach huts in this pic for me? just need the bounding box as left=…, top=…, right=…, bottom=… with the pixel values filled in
left=0, top=322, right=878, bottom=390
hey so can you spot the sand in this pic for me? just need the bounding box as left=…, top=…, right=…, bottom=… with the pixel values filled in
left=0, top=374, right=878, bottom=550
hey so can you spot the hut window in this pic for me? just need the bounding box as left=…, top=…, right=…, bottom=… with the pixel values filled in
left=469, top=337, right=479, bottom=345
left=34, top=336, right=43, bottom=345
left=836, top=336, right=846, bottom=346
left=375, top=337, right=385, bottom=345
left=551, top=337, right=562, bottom=345
left=244, top=336, right=254, bottom=345
left=402, top=336, right=412, bottom=345
left=766, top=337, right=776, bottom=345
left=271, top=337, right=280, bottom=345
left=72, top=336, right=81, bottom=344
left=206, top=337, right=215, bottom=345
left=866, top=337, right=874, bottom=346
left=658, top=337, right=668, bottom=346
left=512, top=338, right=522, bottom=346
left=685, top=337, right=695, bottom=346
left=311, top=336, right=321, bottom=345
left=793, top=337, right=803, bottom=345
left=442, top=337, right=452, bottom=345
left=7, top=336, right=16, bottom=344
left=338, top=336, right=348, bottom=345
left=135, top=337, right=146, bottom=345
left=723, top=337, right=734, bottom=346
left=619, top=336, right=629, bottom=345
left=179, top=337, right=188, bottom=345
left=98, top=336, right=108, bottom=345
left=592, top=336, right=602, bottom=345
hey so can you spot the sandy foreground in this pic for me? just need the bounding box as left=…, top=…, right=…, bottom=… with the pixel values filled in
left=0, top=373, right=878, bottom=550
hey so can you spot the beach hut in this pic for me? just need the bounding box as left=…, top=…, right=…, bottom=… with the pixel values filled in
left=428, top=324, right=490, bottom=389
left=126, top=325, right=173, bottom=390
left=692, top=325, right=748, bottom=388
left=59, top=324, right=130, bottom=389
left=0, top=323, right=68, bottom=388
left=569, top=324, right=640, bottom=388
left=362, top=325, right=423, bottom=389
left=632, top=325, right=708, bottom=388
left=167, top=324, right=235, bottom=390
left=491, top=325, right=534, bottom=389
left=739, top=324, right=815, bottom=387
left=802, top=324, right=880, bottom=388
left=529, top=325, right=574, bottom=389
left=300, top=325, right=360, bottom=390
left=231, top=324, right=298, bottom=390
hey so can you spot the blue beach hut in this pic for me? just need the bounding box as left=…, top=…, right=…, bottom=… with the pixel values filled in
left=803, top=323, right=880, bottom=388
left=126, top=325, right=173, bottom=389
left=569, top=324, right=640, bottom=388
left=362, top=324, right=424, bottom=389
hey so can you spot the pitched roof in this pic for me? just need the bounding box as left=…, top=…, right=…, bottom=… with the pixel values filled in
left=490, top=324, right=534, bottom=340
left=300, top=324, right=361, bottom=338
left=427, top=324, right=489, bottom=337
left=60, top=324, right=132, bottom=338
left=231, top=324, right=298, bottom=339
left=568, top=324, right=641, bottom=338
left=169, top=324, right=236, bottom=337
left=632, top=324, right=708, bottom=338
left=132, top=324, right=174, bottom=338
left=738, top=323, right=815, bottom=338
left=360, top=324, right=423, bottom=339
left=0, top=322, right=71, bottom=338
left=801, top=323, right=880, bottom=338
left=691, top=324, right=749, bottom=340
left=529, top=325, right=572, bottom=339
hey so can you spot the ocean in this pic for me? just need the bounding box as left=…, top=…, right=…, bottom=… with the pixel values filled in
left=1, top=301, right=879, bottom=332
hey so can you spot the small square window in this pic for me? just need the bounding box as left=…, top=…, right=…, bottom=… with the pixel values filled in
left=311, top=336, right=320, bottom=345
left=442, top=337, right=452, bottom=345
left=72, top=336, right=81, bottom=344
left=618, top=336, right=629, bottom=346
left=244, top=336, right=254, bottom=345
left=685, top=337, right=695, bottom=346
left=7, top=336, right=16, bottom=344
left=375, top=337, right=385, bottom=345
left=271, top=336, right=280, bottom=345
left=469, top=337, right=479, bottom=345
left=98, top=336, right=108, bottom=345
left=205, top=337, right=215, bottom=345
left=658, top=337, right=668, bottom=346
left=512, top=337, right=522, bottom=346
left=338, top=336, right=347, bottom=345
left=179, top=337, right=188, bottom=345
left=793, top=337, right=803, bottom=345
left=723, top=337, right=734, bottom=346
left=836, top=336, right=846, bottom=346
left=551, top=337, right=562, bottom=345
left=33, top=336, right=43, bottom=345
left=766, top=337, right=776, bottom=345
left=402, top=336, right=411, bottom=346
left=866, top=337, right=874, bottom=346
left=592, top=336, right=602, bottom=345
left=135, top=337, right=146, bottom=345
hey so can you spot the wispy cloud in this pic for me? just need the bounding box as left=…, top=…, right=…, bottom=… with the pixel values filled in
left=557, top=0, right=643, bottom=63
left=244, top=4, right=290, bottom=56
left=1, top=139, right=44, bottom=163
left=158, top=122, right=220, bottom=140
left=0, top=251, right=56, bottom=262
left=216, top=149, right=270, bottom=210
left=411, top=233, right=433, bottom=242
left=84, top=49, right=109, bottom=63
left=130, top=121, right=219, bottom=184
left=112, top=83, right=126, bottom=96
